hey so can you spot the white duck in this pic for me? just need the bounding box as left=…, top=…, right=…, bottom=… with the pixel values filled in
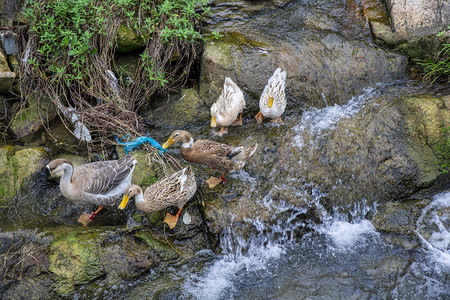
left=255, top=68, right=287, bottom=124
left=46, top=155, right=137, bottom=226
left=211, top=77, right=245, bottom=136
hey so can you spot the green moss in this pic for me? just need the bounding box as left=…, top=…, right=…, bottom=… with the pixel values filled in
left=134, top=230, right=179, bottom=262
left=48, top=232, right=104, bottom=294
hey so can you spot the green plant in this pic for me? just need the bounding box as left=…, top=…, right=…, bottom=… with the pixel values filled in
left=418, top=26, right=450, bottom=83
left=434, top=126, right=450, bottom=173
left=21, top=0, right=216, bottom=153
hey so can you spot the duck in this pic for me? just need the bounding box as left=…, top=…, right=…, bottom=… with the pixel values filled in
left=119, top=166, right=197, bottom=229
left=211, top=77, right=246, bottom=136
left=255, top=68, right=287, bottom=124
left=162, top=130, right=258, bottom=188
left=46, top=155, right=138, bottom=226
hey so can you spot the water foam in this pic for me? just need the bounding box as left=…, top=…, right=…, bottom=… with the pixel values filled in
left=293, top=85, right=379, bottom=149
left=321, top=219, right=378, bottom=249
left=415, top=191, right=450, bottom=267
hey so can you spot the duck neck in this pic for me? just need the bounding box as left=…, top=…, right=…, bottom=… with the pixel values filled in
left=181, top=137, right=194, bottom=149
left=59, top=163, right=74, bottom=185
left=59, top=163, right=74, bottom=197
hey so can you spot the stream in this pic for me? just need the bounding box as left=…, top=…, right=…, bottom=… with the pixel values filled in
left=67, top=84, right=449, bottom=299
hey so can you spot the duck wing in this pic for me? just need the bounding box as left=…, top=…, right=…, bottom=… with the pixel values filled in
left=74, top=155, right=137, bottom=195
left=193, top=139, right=234, bottom=157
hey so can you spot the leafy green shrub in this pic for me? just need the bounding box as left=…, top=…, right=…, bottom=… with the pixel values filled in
left=20, top=0, right=215, bottom=152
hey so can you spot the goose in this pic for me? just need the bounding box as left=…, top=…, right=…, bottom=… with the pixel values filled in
left=46, top=155, right=137, bottom=226
left=162, top=130, right=257, bottom=188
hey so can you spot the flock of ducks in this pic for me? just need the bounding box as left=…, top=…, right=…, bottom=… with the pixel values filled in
left=46, top=68, right=287, bottom=228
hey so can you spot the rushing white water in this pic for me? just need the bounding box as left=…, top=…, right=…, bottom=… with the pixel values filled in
left=292, top=85, right=379, bottom=150
left=415, top=192, right=450, bottom=267
left=179, top=83, right=449, bottom=300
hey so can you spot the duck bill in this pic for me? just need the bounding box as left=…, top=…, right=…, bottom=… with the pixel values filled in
left=267, top=96, right=274, bottom=108
left=162, top=137, right=175, bottom=149
left=118, top=195, right=130, bottom=210
left=211, top=115, right=217, bottom=128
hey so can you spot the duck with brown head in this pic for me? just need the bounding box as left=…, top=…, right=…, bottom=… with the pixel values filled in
left=162, top=130, right=257, bottom=188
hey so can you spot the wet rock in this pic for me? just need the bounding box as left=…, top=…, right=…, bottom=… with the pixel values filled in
left=0, top=230, right=50, bottom=287
left=372, top=199, right=429, bottom=236
left=278, top=92, right=446, bottom=210
left=0, top=146, right=47, bottom=205
left=48, top=231, right=105, bottom=294
left=144, top=88, right=209, bottom=129
left=134, top=230, right=180, bottom=263
left=3, top=277, right=52, bottom=300
left=99, top=233, right=158, bottom=281
left=9, top=92, right=56, bottom=140
left=199, top=2, right=407, bottom=121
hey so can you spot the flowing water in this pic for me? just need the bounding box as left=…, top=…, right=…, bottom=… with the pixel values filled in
left=119, top=84, right=449, bottom=300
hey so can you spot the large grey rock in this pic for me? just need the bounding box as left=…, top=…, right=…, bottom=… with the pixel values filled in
left=384, top=0, right=450, bottom=42
left=199, top=1, right=408, bottom=124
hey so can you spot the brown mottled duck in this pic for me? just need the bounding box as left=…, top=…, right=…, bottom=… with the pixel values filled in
left=162, top=130, right=258, bottom=188
left=119, top=166, right=197, bottom=229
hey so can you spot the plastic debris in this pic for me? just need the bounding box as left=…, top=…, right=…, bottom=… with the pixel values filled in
left=115, top=134, right=168, bottom=155
left=182, top=212, right=192, bottom=225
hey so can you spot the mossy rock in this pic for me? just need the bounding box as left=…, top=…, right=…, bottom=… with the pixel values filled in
left=144, top=88, right=210, bottom=128
left=134, top=229, right=180, bottom=262
left=372, top=199, right=430, bottom=236
left=0, top=146, right=47, bottom=206
left=98, top=234, right=158, bottom=281
left=116, top=22, right=145, bottom=53
left=48, top=231, right=105, bottom=294
left=9, top=92, right=56, bottom=140
left=0, top=50, right=15, bottom=93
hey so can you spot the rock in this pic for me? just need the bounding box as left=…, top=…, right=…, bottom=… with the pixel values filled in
left=369, top=0, right=450, bottom=60
left=144, top=88, right=209, bottom=128
left=99, top=233, right=158, bottom=281
left=0, top=146, right=47, bottom=205
left=199, top=2, right=407, bottom=120
left=2, top=277, right=52, bottom=300
left=277, top=93, right=445, bottom=210
left=48, top=231, right=105, bottom=294
left=0, top=0, right=25, bottom=26
left=372, top=199, right=429, bottom=236
left=385, top=0, right=450, bottom=42
left=134, top=230, right=180, bottom=262
left=9, top=92, right=56, bottom=140
left=0, top=50, right=15, bottom=94
left=116, top=22, right=145, bottom=54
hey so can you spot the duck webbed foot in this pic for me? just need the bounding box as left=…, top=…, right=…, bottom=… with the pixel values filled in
left=231, top=112, right=243, bottom=126
left=254, top=111, right=265, bottom=124
left=213, top=127, right=228, bottom=137
left=206, top=172, right=227, bottom=188
left=270, top=117, right=284, bottom=124
left=164, top=208, right=182, bottom=229
left=77, top=206, right=104, bottom=226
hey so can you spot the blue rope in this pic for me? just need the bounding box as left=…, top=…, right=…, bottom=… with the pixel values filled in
left=114, top=135, right=168, bottom=156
